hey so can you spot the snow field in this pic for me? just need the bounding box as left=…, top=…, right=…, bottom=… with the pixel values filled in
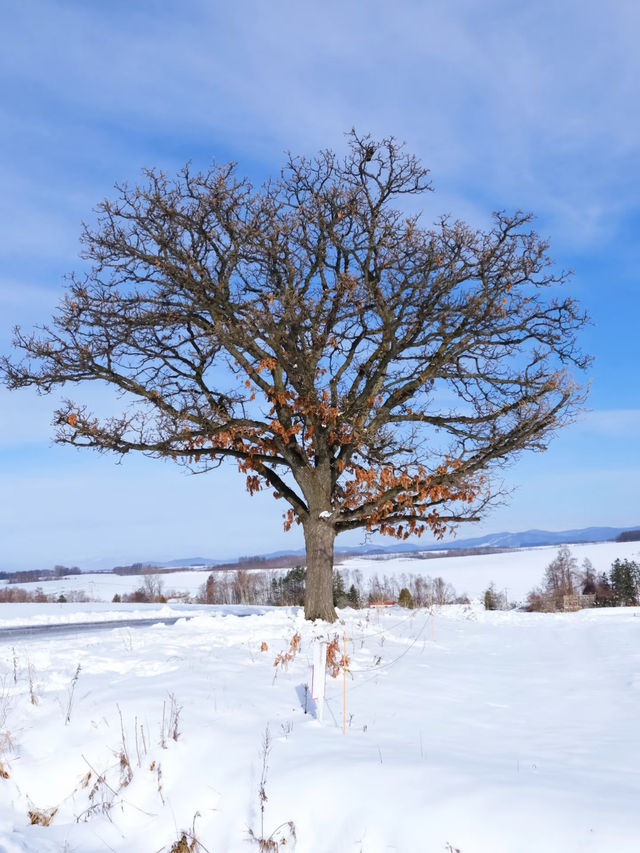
left=1, top=604, right=639, bottom=852
left=344, top=539, right=640, bottom=602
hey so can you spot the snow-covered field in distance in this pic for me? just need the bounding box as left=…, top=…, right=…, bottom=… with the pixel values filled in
left=1, top=602, right=639, bottom=852
left=344, top=539, right=640, bottom=601
left=3, top=539, right=640, bottom=606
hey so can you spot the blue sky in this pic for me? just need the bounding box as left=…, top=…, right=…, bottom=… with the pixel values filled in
left=1, top=0, right=639, bottom=570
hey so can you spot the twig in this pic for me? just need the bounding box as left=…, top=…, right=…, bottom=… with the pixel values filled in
left=65, top=663, right=81, bottom=725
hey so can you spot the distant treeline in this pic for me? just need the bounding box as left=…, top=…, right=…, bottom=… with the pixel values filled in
left=211, top=553, right=338, bottom=571
left=0, top=566, right=82, bottom=583
left=403, top=545, right=511, bottom=559
left=615, top=530, right=640, bottom=543
left=112, top=563, right=199, bottom=576
left=112, top=553, right=341, bottom=575
left=0, top=586, right=90, bottom=603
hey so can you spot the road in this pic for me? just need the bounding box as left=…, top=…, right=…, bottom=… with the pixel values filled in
left=0, top=615, right=197, bottom=642
left=0, top=604, right=271, bottom=643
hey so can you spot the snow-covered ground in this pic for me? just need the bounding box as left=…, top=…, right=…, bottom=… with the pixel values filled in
left=1, top=601, right=640, bottom=852
left=5, top=539, right=639, bottom=605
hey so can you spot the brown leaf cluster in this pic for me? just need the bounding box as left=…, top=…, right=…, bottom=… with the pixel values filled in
left=325, top=635, right=350, bottom=678
left=273, top=633, right=301, bottom=669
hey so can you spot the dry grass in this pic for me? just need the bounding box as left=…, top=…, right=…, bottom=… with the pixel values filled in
left=28, top=806, right=58, bottom=826
left=167, top=814, right=211, bottom=853
left=116, top=705, right=133, bottom=786
left=248, top=727, right=296, bottom=852
left=27, top=660, right=38, bottom=706
left=161, top=693, right=182, bottom=748
left=0, top=680, right=13, bottom=780
left=247, top=821, right=297, bottom=852
left=65, top=663, right=82, bottom=724
left=169, top=835, right=197, bottom=853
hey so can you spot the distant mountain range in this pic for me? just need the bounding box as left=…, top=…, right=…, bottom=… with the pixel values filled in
left=4, top=524, right=638, bottom=575
left=138, top=524, right=640, bottom=569
left=413, top=526, right=639, bottom=551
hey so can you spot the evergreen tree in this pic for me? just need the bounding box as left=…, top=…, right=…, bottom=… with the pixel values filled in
left=285, top=565, right=306, bottom=605
left=346, top=584, right=361, bottom=609
left=204, top=573, right=217, bottom=604
left=270, top=576, right=280, bottom=604
left=609, top=559, right=639, bottom=606
left=594, top=572, right=615, bottom=607
left=271, top=565, right=306, bottom=605
left=483, top=581, right=507, bottom=610
left=332, top=571, right=347, bottom=607
left=398, top=587, right=415, bottom=608
left=484, top=583, right=498, bottom=610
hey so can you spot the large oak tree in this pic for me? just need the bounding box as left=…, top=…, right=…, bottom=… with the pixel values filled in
left=2, top=133, right=589, bottom=621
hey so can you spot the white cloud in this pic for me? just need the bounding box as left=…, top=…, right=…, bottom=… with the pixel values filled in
left=0, top=0, right=638, bottom=563
left=0, top=0, right=637, bottom=263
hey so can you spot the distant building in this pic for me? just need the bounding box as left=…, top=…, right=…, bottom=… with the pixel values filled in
left=562, top=593, right=596, bottom=612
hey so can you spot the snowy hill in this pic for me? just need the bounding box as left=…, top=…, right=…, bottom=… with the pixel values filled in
left=120, top=523, right=640, bottom=567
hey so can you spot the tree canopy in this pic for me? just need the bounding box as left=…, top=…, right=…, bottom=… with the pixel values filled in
left=1, top=132, right=590, bottom=620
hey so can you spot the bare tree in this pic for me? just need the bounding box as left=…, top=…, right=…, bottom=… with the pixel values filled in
left=579, top=557, right=597, bottom=594
left=543, top=545, right=578, bottom=607
left=432, top=576, right=456, bottom=606
left=141, top=571, right=165, bottom=602
left=1, top=132, right=589, bottom=621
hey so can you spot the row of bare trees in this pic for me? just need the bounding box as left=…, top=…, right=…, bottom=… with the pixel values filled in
left=0, top=586, right=90, bottom=603
left=193, top=566, right=466, bottom=608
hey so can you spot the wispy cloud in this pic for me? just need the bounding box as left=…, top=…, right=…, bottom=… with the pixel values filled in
left=2, top=0, right=639, bottom=241
left=576, top=409, right=640, bottom=438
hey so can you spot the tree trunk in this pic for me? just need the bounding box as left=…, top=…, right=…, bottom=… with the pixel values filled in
left=303, top=516, right=337, bottom=622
